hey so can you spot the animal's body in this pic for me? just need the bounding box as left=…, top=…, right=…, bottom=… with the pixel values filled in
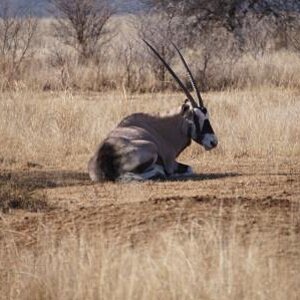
left=88, top=41, right=218, bottom=181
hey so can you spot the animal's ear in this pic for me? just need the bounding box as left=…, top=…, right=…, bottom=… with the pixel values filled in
left=180, top=100, right=192, bottom=117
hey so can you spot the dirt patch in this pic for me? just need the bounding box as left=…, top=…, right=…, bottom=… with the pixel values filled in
left=0, top=158, right=299, bottom=251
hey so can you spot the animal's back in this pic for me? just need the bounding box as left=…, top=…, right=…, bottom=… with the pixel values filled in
left=118, top=113, right=159, bottom=131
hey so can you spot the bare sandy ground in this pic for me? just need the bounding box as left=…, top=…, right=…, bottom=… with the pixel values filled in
left=1, top=158, right=299, bottom=254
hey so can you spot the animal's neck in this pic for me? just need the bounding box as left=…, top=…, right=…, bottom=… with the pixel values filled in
left=154, top=113, right=191, bottom=157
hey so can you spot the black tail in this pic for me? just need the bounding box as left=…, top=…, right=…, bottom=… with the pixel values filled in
left=97, top=142, right=121, bottom=181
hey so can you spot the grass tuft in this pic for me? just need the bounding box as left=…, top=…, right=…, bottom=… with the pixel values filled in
left=0, top=181, right=48, bottom=213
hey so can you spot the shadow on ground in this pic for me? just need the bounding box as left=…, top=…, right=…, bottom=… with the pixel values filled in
left=167, top=172, right=241, bottom=182
left=0, top=170, right=91, bottom=190
left=0, top=170, right=241, bottom=189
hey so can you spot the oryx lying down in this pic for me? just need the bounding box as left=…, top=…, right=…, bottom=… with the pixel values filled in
left=88, top=40, right=218, bottom=181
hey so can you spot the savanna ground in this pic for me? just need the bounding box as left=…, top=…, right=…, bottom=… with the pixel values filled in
left=0, top=85, right=299, bottom=299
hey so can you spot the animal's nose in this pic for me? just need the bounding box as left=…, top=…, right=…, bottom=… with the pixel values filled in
left=210, top=140, right=218, bottom=148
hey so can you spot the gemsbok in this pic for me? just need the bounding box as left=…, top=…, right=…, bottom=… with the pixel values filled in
left=88, top=40, right=218, bottom=181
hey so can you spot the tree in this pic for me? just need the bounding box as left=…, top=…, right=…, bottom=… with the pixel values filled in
left=0, top=0, right=38, bottom=88
left=49, top=0, right=116, bottom=61
left=133, top=6, right=189, bottom=91
left=143, top=0, right=300, bottom=52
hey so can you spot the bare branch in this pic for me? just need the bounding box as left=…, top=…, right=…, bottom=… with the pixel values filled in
left=0, top=0, right=39, bottom=86
left=49, top=0, right=116, bottom=61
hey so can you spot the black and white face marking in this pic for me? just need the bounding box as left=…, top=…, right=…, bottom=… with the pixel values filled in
left=191, top=107, right=218, bottom=150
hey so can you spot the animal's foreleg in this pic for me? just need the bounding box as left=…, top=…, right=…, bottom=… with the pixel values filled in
left=172, top=162, right=194, bottom=177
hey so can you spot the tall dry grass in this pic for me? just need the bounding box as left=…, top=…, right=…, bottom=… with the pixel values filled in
left=8, top=46, right=300, bottom=93
left=1, top=17, right=300, bottom=92
left=1, top=212, right=299, bottom=300
left=0, top=86, right=299, bottom=169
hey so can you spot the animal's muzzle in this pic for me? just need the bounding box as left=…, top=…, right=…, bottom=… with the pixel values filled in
left=200, top=134, right=218, bottom=150
left=210, top=139, right=218, bottom=148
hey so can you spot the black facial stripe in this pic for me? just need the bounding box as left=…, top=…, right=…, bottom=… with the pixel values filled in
left=193, top=114, right=202, bottom=140
left=202, top=119, right=214, bottom=134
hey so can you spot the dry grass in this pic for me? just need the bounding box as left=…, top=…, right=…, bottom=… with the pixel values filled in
left=0, top=181, right=48, bottom=213
left=12, top=46, right=300, bottom=93
left=2, top=17, right=300, bottom=92
left=1, top=16, right=300, bottom=300
left=225, top=51, right=300, bottom=90
left=0, top=85, right=299, bottom=299
left=0, top=87, right=299, bottom=169
left=1, top=214, right=299, bottom=300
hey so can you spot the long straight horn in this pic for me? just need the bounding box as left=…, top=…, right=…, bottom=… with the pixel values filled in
left=172, top=43, right=204, bottom=108
left=143, top=39, right=198, bottom=108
